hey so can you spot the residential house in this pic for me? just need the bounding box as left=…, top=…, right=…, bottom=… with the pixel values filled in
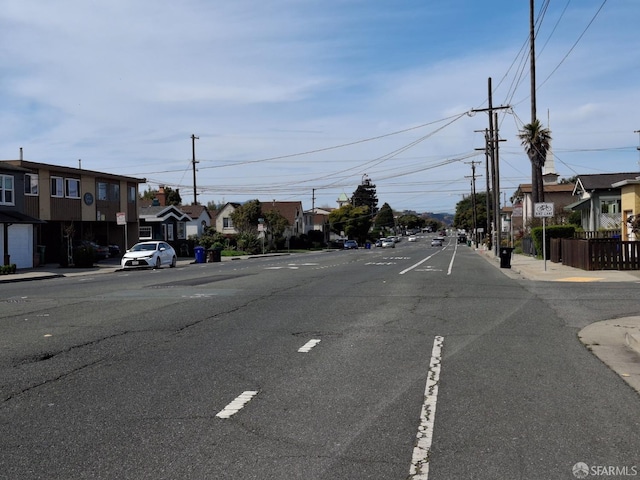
left=138, top=201, right=191, bottom=257
left=304, top=207, right=332, bottom=243
left=611, top=175, right=640, bottom=240
left=3, top=157, right=146, bottom=265
left=0, top=162, right=44, bottom=268
left=214, top=202, right=242, bottom=236
left=566, top=173, right=640, bottom=233
left=262, top=201, right=304, bottom=239
left=510, top=182, right=575, bottom=234
left=180, top=203, right=212, bottom=237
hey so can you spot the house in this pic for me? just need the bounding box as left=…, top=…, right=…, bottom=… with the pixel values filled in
left=179, top=203, right=211, bottom=237
left=565, top=173, right=640, bottom=233
left=612, top=175, right=640, bottom=240
left=262, top=201, right=304, bottom=239
left=510, top=182, right=575, bottom=234
left=0, top=162, right=44, bottom=268
left=213, top=202, right=242, bottom=236
left=138, top=204, right=191, bottom=245
left=3, top=156, right=146, bottom=265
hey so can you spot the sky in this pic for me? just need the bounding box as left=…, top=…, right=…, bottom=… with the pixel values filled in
left=1, top=0, right=639, bottom=214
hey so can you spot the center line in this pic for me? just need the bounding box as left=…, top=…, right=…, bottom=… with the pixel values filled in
left=408, top=335, right=444, bottom=479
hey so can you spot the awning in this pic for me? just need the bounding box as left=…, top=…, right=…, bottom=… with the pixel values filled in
left=564, top=198, right=591, bottom=211
left=0, top=211, right=46, bottom=224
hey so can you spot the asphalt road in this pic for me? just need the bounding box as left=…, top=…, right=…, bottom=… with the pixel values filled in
left=1, top=236, right=639, bottom=479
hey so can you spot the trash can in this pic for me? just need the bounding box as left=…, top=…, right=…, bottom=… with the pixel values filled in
left=194, top=246, right=206, bottom=264
left=208, top=247, right=222, bottom=262
left=37, top=245, right=46, bottom=264
left=499, top=247, right=514, bottom=268
left=365, top=242, right=371, bottom=249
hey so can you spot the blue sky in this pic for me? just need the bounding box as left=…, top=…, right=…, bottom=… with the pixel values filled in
left=1, top=0, right=638, bottom=214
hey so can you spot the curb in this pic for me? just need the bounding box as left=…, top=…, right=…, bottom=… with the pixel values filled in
left=626, top=332, right=640, bottom=356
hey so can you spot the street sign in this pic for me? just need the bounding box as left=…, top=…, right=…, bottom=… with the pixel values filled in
left=116, top=212, right=127, bottom=225
left=512, top=206, right=523, bottom=217
left=534, top=202, right=554, bottom=218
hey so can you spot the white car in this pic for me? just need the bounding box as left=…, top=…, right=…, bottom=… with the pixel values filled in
left=121, top=241, right=177, bottom=269
left=408, top=235, right=417, bottom=242
left=381, top=238, right=395, bottom=248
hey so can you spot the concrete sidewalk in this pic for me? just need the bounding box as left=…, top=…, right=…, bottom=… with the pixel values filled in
left=478, top=247, right=640, bottom=394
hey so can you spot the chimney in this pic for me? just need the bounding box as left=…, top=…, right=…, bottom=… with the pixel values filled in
left=157, top=185, right=167, bottom=206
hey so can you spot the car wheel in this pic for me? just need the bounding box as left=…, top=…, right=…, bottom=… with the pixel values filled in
left=154, top=257, right=161, bottom=269
left=170, top=255, right=177, bottom=268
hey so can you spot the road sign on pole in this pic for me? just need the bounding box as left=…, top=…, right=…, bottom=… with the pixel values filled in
left=534, top=202, right=554, bottom=218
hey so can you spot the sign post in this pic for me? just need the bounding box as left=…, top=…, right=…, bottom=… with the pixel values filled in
left=116, top=212, right=127, bottom=251
left=534, top=203, right=554, bottom=271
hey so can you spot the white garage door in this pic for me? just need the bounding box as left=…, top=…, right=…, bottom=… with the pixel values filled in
left=0, top=224, right=34, bottom=269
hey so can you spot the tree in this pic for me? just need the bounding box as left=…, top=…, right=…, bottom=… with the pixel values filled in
left=518, top=119, right=551, bottom=205
left=230, top=199, right=262, bottom=234
left=352, top=180, right=378, bottom=215
left=453, top=192, right=488, bottom=234
left=396, top=213, right=425, bottom=231
left=374, top=203, right=395, bottom=229
left=263, top=208, right=290, bottom=249
left=328, top=204, right=372, bottom=244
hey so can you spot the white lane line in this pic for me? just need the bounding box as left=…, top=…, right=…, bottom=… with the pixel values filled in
left=409, top=335, right=444, bottom=479
left=399, top=252, right=439, bottom=275
left=447, top=243, right=458, bottom=276
left=298, top=339, right=321, bottom=353
left=215, top=391, right=259, bottom=419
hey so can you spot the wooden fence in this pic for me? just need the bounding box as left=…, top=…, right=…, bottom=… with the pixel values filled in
left=551, top=238, right=640, bottom=270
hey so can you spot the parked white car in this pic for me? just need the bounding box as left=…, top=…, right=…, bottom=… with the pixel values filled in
left=381, top=238, right=395, bottom=248
left=121, top=241, right=177, bottom=269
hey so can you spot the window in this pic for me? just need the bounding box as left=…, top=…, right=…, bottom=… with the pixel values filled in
left=51, top=176, right=64, bottom=197
left=223, top=217, right=233, bottom=228
left=25, top=173, right=38, bottom=196
left=139, top=226, right=152, bottom=240
left=65, top=178, right=80, bottom=198
left=177, top=222, right=186, bottom=240
left=128, top=185, right=137, bottom=203
left=0, top=175, right=14, bottom=205
left=97, top=181, right=120, bottom=201
left=167, top=224, right=174, bottom=241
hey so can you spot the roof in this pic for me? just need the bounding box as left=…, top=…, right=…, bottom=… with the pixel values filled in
left=179, top=204, right=211, bottom=220
left=0, top=162, right=32, bottom=174
left=3, top=160, right=147, bottom=184
left=262, top=201, right=303, bottom=224
left=0, top=210, right=45, bottom=224
left=515, top=183, right=575, bottom=194
left=575, top=173, right=640, bottom=192
left=139, top=205, right=191, bottom=222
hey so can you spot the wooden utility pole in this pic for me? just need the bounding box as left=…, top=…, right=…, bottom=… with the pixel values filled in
left=465, top=161, right=482, bottom=247
left=191, top=134, right=199, bottom=205
left=530, top=0, right=537, bottom=123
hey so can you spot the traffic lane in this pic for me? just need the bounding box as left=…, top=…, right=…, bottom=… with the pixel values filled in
left=418, top=252, right=640, bottom=478
left=1, top=249, right=442, bottom=479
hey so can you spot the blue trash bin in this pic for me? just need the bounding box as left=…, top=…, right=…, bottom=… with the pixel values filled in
left=194, top=246, right=205, bottom=263
left=365, top=242, right=371, bottom=249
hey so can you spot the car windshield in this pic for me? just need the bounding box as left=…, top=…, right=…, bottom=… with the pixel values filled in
left=130, top=243, right=158, bottom=252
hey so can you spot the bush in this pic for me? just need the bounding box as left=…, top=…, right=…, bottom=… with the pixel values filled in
left=73, top=246, right=95, bottom=267
left=0, top=264, right=17, bottom=275
left=531, top=225, right=575, bottom=259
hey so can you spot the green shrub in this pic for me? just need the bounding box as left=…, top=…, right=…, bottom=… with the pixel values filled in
left=531, top=225, right=575, bottom=259
left=73, top=246, right=95, bottom=267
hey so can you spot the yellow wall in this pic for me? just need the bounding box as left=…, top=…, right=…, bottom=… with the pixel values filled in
left=38, top=169, right=51, bottom=220
left=81, top=177, right=95, bottom=221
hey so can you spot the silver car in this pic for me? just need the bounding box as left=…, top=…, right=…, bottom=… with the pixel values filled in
left=121, top=241, right=177, bottom=269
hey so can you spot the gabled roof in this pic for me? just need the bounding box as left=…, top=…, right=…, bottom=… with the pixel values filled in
left=180, top=204, right=211, bottom=220
left=574, top=173, right=640, bottom=194
left=139, top=205, right=190, bottom=222
left=262, top=201, right=303, bottom=225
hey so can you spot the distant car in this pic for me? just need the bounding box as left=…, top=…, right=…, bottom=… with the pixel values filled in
left=431, top=237, right=444, bottom=247
left=375, top=239, right=383, bottom=247
left=73, top=240, right=109, bottom=261
left=381, top=238, right=395, bottom=248
left=344, top=240, right=358, bottom=250
left=108, top=244, right=121, bottom=257
left=121, top=241, right=177, bottom=269
left=408, top=235, right=417, bottom=242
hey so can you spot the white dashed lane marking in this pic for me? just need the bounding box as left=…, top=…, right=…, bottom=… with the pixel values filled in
left=298, top=339, right=321, bottom=353
left=409, top=335, right=444, bottom=479
left=216, top=391, right=259, bottom=419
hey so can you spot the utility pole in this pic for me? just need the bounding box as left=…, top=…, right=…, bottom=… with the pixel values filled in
left=312, top=188, right=316, bottom=213
left=465, top=161, right=482, bottom=247
left=472, top=78, right=509, bottom=255
left=530, top=0, right=537, bottom=123
left=191, top=134, right=199, bottom=205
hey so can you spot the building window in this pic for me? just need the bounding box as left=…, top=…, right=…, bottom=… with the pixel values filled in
left=0, top=175, right=14, bottom=205
left=139, top=226, right=152, bottom=240
left=25, top=173, right=38, bottom=196
left=177, top=222, right=186, bottom=240
left=97, top=182, right=108, bottom=201
left=167, top=224, right=174, bottom=241
left=97, top=181, right=119, bottom=201
left=128, top=185, right=137, bottom=203
left=223, top=217, right=233, bottom=228
left=65, top=178, right=80, bottom=198
left=51, top=176, right=64, bottom=197
left=110, top=183, right=120, bottom=201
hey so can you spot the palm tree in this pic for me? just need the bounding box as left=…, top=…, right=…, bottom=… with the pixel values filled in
left=518, top=119, right=551, bottom=204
